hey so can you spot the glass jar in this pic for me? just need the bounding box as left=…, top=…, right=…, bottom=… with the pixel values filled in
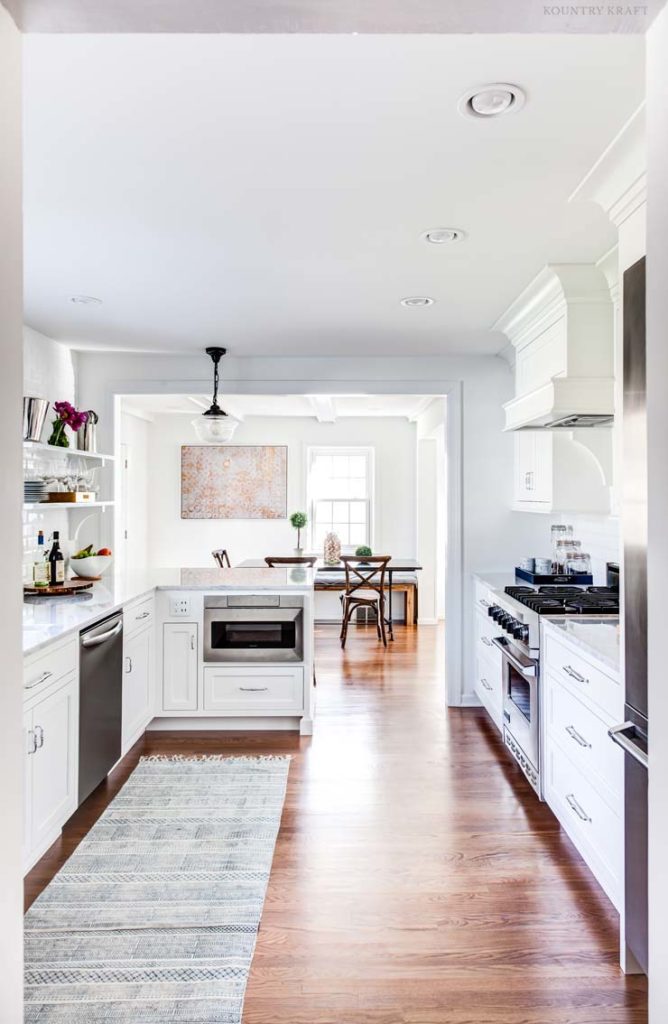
left=566, top=552, right=591, bottom=575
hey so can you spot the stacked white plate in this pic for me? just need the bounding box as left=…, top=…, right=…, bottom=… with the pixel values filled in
left=24, top=480, right=47, bottom=503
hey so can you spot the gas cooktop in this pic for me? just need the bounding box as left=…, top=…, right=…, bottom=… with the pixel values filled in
left=504, top=585, right=619, bottom=616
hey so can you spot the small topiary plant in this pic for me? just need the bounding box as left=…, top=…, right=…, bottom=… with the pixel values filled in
left=355, top=545, right=373, bottom=558
left=290, top=511, right=308, bottom=551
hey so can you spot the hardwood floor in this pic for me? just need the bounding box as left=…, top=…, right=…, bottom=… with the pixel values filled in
left=25, top=623, right=648, bottom=1023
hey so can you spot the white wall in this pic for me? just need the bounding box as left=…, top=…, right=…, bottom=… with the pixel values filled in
left=119, top=411, right=150, bottom=574
left=24, top=324, right=77, bottom=413
left=647, top=6, right=668, bottom=1017
left=138, top=412, right=417, bottom=569
left=0, top=4, right=24, bottom=1018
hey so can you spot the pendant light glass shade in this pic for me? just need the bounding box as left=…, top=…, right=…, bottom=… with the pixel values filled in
left=193, top=346, right=239, bottom=443
left=191, top=412, right=239, bottom=443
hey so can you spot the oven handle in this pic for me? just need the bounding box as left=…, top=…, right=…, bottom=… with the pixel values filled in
left=491, top=637, right=537, bottom=677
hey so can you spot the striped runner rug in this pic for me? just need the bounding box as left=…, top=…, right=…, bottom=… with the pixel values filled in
left=24, top=754, right=290, bottom=1023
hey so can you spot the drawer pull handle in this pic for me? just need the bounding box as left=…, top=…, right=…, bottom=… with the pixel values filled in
left=481, top=636, right=492, bottom=647
left=34, top=725, right=44, bottom=749
left=191, top=635, right=195, bottom=650
left=481, top=678, right=493, bottom=692
left=125, top=656, right=133, bottom=673
left=566, top=793, right=591, bottom=823
left=239, top=686, right=269, bottom=692
left=563, top=664, right=588, bottom=684
left=136, top=611, right=150, bottom=620
left=565, top=725, right=591, bottom=748
left=27, top=729, right=37, bottom=755
left=26, top=670, right=53, bottom=689
left=479, top=599, right=491, bottom=609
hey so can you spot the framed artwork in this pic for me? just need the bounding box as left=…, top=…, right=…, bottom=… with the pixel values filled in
left=181, top=445, right=288, bottom=520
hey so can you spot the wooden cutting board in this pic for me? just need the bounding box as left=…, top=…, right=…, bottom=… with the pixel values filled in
left=24, top=578, right=94, bottom=596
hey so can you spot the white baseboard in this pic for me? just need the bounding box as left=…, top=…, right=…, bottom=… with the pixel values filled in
left=449, top=693, right=483, bottom=708
left=147, top=716, right=301, bottom=732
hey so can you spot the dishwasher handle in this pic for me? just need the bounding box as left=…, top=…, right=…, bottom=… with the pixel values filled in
left=81, top=619, right=123, bottom=648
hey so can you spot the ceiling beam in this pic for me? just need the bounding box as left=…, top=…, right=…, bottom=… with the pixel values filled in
left=308, top=395, right=337, bottom=423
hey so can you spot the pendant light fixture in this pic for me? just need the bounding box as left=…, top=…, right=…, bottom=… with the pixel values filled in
left=191, top=347, right=239, bottom=443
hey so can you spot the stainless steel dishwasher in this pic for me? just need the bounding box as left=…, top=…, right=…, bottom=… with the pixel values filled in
left=79, top=612, right=124, bottom=805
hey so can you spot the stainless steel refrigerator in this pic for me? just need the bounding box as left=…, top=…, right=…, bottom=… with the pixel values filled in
left=609, top=255, right=648, bottom=974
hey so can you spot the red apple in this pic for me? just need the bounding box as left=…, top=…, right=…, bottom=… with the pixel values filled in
left=97, top=547, right=112, bottom=556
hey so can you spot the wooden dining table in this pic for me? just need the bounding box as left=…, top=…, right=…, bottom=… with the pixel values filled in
left=237, top=557, right=422, bottom=640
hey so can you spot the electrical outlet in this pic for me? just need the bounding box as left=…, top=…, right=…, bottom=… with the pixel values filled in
left=169, top=596, right=191, bottom=617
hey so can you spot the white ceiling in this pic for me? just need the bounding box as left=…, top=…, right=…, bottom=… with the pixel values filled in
left=7, top=0, right=663, bottom=33
left=23, top=34, right=645, bottom=357
left=121, top=393, right=438, bottom=421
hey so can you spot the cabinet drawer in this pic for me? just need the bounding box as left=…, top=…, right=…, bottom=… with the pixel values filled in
left=124, top=595, right=155, bottom=638
left=474, top=580, right=495, bottom=616
left=544, top=633, right=621, bottom=720
left=24, top=637, right=77, bottom=693
left=545, top=740, right=622, bottom=908
left=475, top=610, right=502, bottom=670
left=474, top=652, right=502, bottom=732
left=203, top=666, right=304, bottom=714
left=545, top=671, right=623, bottom=807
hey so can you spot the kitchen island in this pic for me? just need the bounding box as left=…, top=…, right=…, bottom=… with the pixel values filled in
left=22, top=567, right=315, bottom=872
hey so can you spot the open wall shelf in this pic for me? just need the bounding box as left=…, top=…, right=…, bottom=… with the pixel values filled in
left=23, top=441, right=115, bottom=463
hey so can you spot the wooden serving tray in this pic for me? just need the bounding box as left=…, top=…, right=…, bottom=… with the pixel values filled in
left=45, top=491, right=96, bottom=503
left=24, top=578, right=94, bottom=596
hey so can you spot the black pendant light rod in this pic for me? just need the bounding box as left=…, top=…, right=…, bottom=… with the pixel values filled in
left=204, top=346, right=227, bottom=417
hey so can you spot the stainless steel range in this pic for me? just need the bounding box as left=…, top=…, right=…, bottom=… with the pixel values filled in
left=487, top=584, right=620, bottom=797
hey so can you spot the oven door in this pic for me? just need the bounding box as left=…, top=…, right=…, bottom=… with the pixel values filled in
left=492, top=636, right=540, bottom=794
left=203, top=607, right=303, bottom=663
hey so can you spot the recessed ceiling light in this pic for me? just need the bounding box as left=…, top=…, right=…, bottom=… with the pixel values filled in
left=70, top=295, right=102, bottom=306
left=458, top=83, right=526, bottom=119
left=423, top=227, right=466, bottom=245
left=400, top=296, right=435, bottom=307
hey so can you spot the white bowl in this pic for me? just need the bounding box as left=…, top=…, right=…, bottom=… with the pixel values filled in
left=70, top=555, right=113, bottom=579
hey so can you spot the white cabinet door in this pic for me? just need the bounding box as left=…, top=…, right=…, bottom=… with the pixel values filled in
left=23, top=707, right=35, bottom=867
left=515, top=432, right=536, bottom=502
left=29, top=676, right=78, bottom=856
left=122, top=626, right=154, bottom=750
left=531, top=432, right=553, bottom=503
left=515, top=432, right=552, bottom=506
left=162, top=623, right=198, bottom=711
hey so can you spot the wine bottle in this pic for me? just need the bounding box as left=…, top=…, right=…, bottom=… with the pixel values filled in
left=33, top=530, right=49, bottom=584
left=48, top=531, right=65, bottom=585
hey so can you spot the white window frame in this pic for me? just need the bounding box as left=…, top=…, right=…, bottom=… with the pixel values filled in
left=306, top=446, right=375, bottom=552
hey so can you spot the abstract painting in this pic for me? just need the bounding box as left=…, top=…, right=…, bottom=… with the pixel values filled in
left=181, top=445, right=287, bottom=519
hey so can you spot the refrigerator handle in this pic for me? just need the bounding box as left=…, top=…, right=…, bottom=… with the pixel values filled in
left=608, top=722, right=648, bottom=769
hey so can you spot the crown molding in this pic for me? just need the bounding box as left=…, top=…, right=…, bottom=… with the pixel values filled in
left=569, top=103, right=646, bottom=227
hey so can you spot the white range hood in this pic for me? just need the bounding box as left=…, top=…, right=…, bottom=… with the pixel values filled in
left=495, top=264, right=615, bottom=431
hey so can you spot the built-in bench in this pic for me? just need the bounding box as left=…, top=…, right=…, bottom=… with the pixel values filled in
left=314, top=572, right=418, bottom=625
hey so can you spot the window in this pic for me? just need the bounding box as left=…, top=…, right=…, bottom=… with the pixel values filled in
left=307, top=447, right=373, bottom=551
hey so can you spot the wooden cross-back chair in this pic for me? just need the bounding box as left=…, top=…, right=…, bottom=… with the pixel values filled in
left=212, top=549, right=231, bottom=568
left=264, top=556, right=318, bottom=567
left=339, top=555, right=392, bottom=649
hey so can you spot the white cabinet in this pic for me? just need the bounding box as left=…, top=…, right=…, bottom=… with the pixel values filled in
left=473, top=585, right=503, bottom=732
left=162, top=622, right=198, bottom=711
left=513, top=431, right=610, bottom=514
left=542, top=624, right=623, bottom=909
left=514, top=432, right=552, bottom=506
left=24, top=675, right=78, bottom=871
left=203, top=666, right=304, bottom=715
left=122, top=626, right=154, bottom=752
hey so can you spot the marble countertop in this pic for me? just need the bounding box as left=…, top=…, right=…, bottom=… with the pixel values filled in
left=23, top=567, right=314, bottom=656
left=542, top=616, right=621, bottom=673
left=472, top=571, right=518, bottom=592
